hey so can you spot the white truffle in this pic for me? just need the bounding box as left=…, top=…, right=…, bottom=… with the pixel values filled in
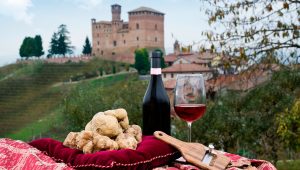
left=116, top=133, right=138, bottom=150
left=91, top=114, right=122, bottom=138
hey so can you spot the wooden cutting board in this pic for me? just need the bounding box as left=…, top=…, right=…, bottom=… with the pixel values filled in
left=154, top=131, right=231, bottom=170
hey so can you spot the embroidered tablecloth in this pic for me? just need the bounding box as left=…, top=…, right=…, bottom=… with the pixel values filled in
left=0, top=138, right=72, bottom=170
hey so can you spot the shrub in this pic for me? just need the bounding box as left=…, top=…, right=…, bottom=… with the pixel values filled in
left=84, top=71, right=98, bottom=79
left=63, top=74, right=147, bottom=131
left=98, top=68, right=103, bottom=76
left=70, top=74, right=85, bottom=82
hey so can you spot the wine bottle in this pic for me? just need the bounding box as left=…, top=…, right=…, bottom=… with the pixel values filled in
left=142, top=50, right=171, bottom=135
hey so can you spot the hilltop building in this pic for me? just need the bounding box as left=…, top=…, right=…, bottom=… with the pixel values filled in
left=91, top=4, right=165, bottom=63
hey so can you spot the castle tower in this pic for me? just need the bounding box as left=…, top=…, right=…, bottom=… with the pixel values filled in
left=111, top=4, right=121, bottom=21
left=128, top=6, right=165, bottom=53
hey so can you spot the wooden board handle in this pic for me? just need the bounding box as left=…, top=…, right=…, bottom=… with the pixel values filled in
left=154, top=131, right=186, bottom=149
left=154, top=131, right=230, bottom=170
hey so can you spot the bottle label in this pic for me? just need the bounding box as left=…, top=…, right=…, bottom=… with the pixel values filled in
left=151, top=68, right=161, bottom=75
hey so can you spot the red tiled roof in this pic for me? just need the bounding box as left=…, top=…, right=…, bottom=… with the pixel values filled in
left=128, top=6, right=164, bottom=15
left=182, top=54, right=211, bottom=64
left=162, top=63, right=213, bottom=73
left=165, top=52, right=218, bottom=64
left=207, top=64, right=280, bottom=91
left=164, top=54, right=177, bottom=62
left=178, top=52, right=194, bottom=56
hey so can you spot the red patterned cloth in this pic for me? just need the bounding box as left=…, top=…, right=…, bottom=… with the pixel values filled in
left=224, top=153, right=277, bottom=170
left=0, top=138, right=72, bottom=170
left=0, top=137, right=277, bottom=170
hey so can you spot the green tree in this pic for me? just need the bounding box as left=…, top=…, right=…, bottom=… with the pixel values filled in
left=33, top=35, right=44, bottom=58
left=277, top=99, right=300, bottom=151
left=99, top=67, right=103, bottom=76
left=57, top=24, right=74, bottom=56
left=134, top=48, right=150, bottom=75
left=48, top=32, right=59, bottom=56
left=20, top=37, right=30, bottom=59
left=82, top=37, right=92, bottom=55
left=112, top=65, right=116, bottom=74
left=57, top=34, right=67, bottom=56
left=19, top=37, right=36, bottom=59
left=201, top=0, right=300, bottom=66
left=154, top=49, right=166, bottom=68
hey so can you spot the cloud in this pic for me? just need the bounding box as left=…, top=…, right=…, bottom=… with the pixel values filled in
left=0, top=0, right=33, bottom=24
left=73, top=0, right=103, bottom=10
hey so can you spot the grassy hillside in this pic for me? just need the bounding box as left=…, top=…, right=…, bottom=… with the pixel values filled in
left=0, top=58, right=130, bottom=139
left=5, top=72, right=140, bottom=141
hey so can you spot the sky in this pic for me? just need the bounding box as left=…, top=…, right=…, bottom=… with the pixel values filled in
left=0, top=0, right=210, bottom=66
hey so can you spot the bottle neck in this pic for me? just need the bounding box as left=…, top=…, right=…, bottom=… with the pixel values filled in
left=151, top=57, right=161, bottom=75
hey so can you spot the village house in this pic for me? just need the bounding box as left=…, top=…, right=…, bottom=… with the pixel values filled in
left=162, top=63, right=214, bottom=81
left=162, top=41, right=217, bottom=91
left=206, top=64, right=280, bottom=92
left=164, top=51, right=215, bottom=67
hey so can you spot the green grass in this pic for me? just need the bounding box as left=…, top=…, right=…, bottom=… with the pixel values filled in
left=89, top=72, right=135, bottom=88
left=277, top=160, right=300, bottom=170
left=7, top=107, right=64, bottom=142
left=0, top=63, right=27, bottom=80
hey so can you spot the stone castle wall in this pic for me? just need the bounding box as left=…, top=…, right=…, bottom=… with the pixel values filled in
left=91, top=5, right=164, bottom=63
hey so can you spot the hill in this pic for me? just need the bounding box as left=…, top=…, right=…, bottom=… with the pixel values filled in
left=0, top=58, right=132, bottom=140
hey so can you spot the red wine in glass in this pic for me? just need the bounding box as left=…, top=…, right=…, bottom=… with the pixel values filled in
left=174, top=104, right=206, bottom=122
left=174, top=74, right=206, bottom=142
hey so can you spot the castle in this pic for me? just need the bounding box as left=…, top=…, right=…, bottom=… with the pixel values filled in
left=91, top=4, right=165, bottom=63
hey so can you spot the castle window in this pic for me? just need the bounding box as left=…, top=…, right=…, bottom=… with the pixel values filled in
left=155, top=37, right=157, bottom=42
left=155, top=24, right=157, bottom=30
left=97, top=41, right=100, bottom=45
left=137, top=37, right=139, bottom=41
left=96, top=26, right=97, bottom=29
left=124, top=40, right=126, bottom=44
left=112, top=52, right=115, bottom=55
left=113, top=41, right=117, bottom=47
left=97, top=48, right=99, bottom=51
left=101, top=50, right=103, bottom=55
left=136, top=23, right=139, bottom=29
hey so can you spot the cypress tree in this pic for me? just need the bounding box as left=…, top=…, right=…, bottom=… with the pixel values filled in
left=82, top=37, right=92, bottom=55
left=34, top=35, right=44, bottom=58
left=48, top=32, right=59, bottom=56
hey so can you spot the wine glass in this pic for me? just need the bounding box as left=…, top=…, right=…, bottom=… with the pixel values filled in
left=174, top=74, right=206, bottom=142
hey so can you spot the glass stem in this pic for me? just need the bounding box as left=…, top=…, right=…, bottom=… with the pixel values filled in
left=187, top=122, right=192, bottom=142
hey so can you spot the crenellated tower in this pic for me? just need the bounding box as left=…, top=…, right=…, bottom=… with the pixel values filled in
left=111, top=4, right=121, bottom=21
